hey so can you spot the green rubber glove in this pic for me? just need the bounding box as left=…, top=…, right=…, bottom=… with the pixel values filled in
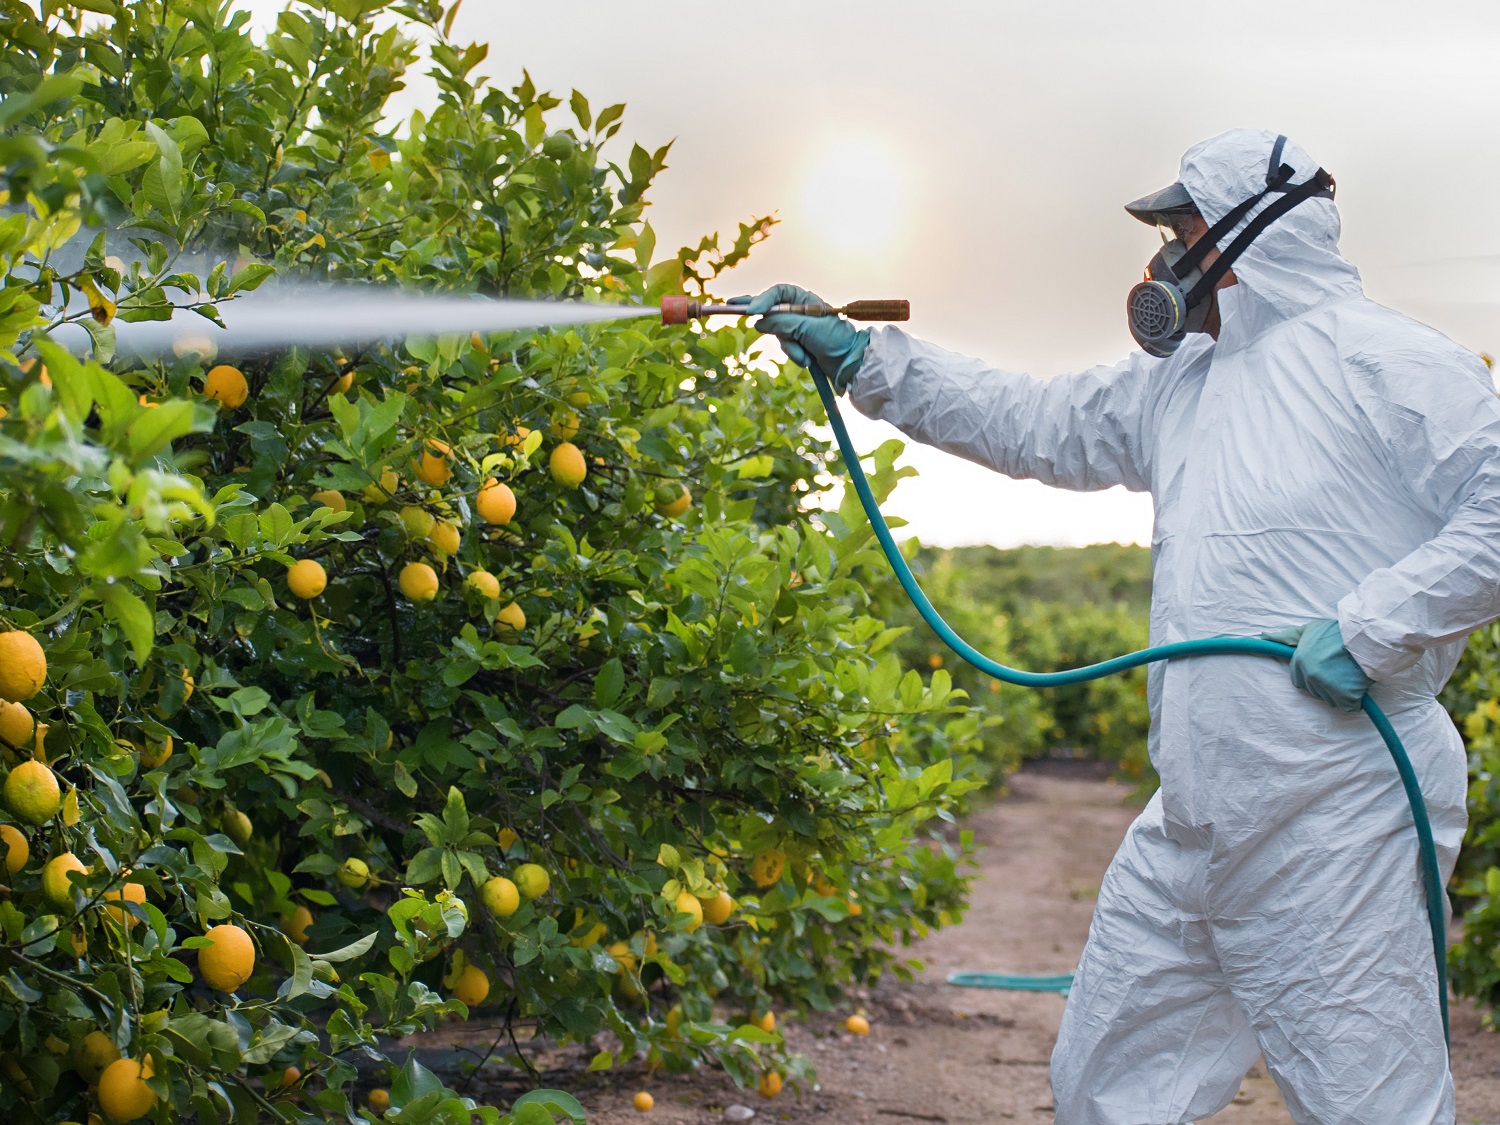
left=735, top=284, right=870, bottom=392
left=1261, top=618, right=1373, bottom=713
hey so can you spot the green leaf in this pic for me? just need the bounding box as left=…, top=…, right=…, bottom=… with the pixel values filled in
left=593, top=658, right=624, bottom=708
left=243, top=1020, right=301, bottom=1065
left=569, top=90, right=591, bottom=129
left=737, top=454, right=775, bottom=479
left=166, top=1013, right=242, bottom=1069
left=0, top=72, right=83, bottom=128
left=442, top=786, right=469, bottom=837
left=511, top=1090, right=586, bottom=1124
left=228, top=263, right=276, bottom=294
left=308, top=932, right=377, bottom=963
left=127, top=399, right=198, bottom=462
left=142, top=121, right=184, bottom=223
left=393, top=760, right=418, bottom=799
left=98, top=584, right=153, bottom=662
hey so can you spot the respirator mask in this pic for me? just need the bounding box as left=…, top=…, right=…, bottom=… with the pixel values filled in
left=1125, top=136, right=1335, bottom=357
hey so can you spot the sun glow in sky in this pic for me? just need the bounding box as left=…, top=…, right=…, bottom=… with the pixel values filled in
left=801, top=136, right=908, bottom=256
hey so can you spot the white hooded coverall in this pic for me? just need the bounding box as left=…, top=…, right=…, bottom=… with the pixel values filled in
left=847, top=129, right=1500, bottom=1124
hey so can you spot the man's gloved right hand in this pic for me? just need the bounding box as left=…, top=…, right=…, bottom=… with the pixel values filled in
left=735, top=284, right=870, bottom=392
left=1261, top=618, right=1373, bottom=713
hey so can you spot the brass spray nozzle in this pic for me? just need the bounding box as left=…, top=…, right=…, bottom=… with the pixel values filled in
left=660, top=296, right=909, bottom=326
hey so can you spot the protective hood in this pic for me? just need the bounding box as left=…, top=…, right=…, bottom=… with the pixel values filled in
left=1178, top=128, right=1363, bottom=340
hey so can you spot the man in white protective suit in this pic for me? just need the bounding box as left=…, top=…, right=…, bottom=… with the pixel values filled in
left=744, top=128, right=1500, bottom=1124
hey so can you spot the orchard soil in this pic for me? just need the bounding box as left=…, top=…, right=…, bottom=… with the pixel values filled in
left=397, top=762, right=1500, bottom=1124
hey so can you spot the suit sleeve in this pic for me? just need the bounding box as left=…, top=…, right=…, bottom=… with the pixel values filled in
left=1338, top=348, right=1500, bottom=681
left=847, top=326, right=1156, bottom=493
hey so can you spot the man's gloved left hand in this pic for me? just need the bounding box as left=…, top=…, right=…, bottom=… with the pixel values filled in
left=735, top=284, right=870, bottom=392
left=1261, top=618, right=1373, bottom=713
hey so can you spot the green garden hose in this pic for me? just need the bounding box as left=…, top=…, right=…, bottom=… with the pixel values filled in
left=806, top=362, right=1451, bottom=1045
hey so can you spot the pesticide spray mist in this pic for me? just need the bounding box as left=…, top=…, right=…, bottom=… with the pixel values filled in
left=50, top=285, right=659, bottom=359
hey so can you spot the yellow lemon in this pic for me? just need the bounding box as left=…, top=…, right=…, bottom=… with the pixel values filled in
left=331, top=371, right=354, bottom=393
left=606, top=940, right=637, bottom=973
left=632, top=1091, right=654, bottom=1113
left=500, top=424, right=531, bottom=447
left=570, top=920, right=606, bottom=948
left=845, top=1014, right=870, bottom=1035
left=0, top=700, right=33, bottom=748
left=97, top=1057, right=155, bottom=1121
left=275, top=1065, right=300, bottom=1089
left=496, top=827, right=519, bottom=850
left=0, top=1054, right=33, bottom=1096
left=465, top=569, right=501, bottom=600
left=310, top=489, right=346, bottom=512
left=495, top=601, right=526, bottom=634
left=414, top=439, right=452, bottom=486
left=429, top=520, right=461, bottom=556
left=42, top=852, right=86, bottom=908
left=139, top=736, right=173, bottom=770
left=399, top=562, right=439, bottom=602
left=476, top=479, right=516, bottom=525
left=757, top=1071, right=783, bottom=1099
left=655, top=485, right=691, bottom=518
left=173, top=332, right=217, bottom=359
left=104, top=879, right=146, bottom=929
left=0, top=823, right=27, bottom=874
left=0, top=631, right=46, bottom=702
left=399, top=505, right=436, bottom=538
left=548, top=411, right=579, bottom=440
left=750, top=849, right=785, bottom=888
left=452, top=964, right=489, bottom=1006
left=223, top=809, right=253, bottom=847
left=198, top=923, right=256, bottom=992
left=702, top=891, right=734, bottom=926
left=337, top=856, right=370, bottom=888
left=481, top=875, right=520, bottom=918
left=203, top=364, right=248, bottom=409
left=285, top=904, right=314, bottom=945
left=811, top=872, right=837, bottom=897
left=368, top=1088, right=390, bottom=1112
left=73, top=1030, right=120, bottom=1084
left=286, top=559, right=327, bottom=599
left=665, top=1006, right=682, bottom=1038
left=5, top=759, right=60, bottom=824
left=362, top=467, right=400, bottom=503
left=549, top=442, right=587, bottom=488
left=751, top=1010, right=775, bottom=1033
left=674, top=890, right=703, bottom=933
left=514, top=863, right=549, bottom=899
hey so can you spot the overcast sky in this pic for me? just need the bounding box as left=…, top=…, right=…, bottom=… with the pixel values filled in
left=248, top=1, right=1500, bottom=547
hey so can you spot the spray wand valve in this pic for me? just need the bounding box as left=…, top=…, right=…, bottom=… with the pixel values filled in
left=660, top=295, right=909, bottom=326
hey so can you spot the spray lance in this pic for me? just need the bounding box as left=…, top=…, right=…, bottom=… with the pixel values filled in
left=659, top=295, right=910, bottom=326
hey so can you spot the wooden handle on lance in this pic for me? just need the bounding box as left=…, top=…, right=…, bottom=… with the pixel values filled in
left=838, top=300, right=909, bottom=322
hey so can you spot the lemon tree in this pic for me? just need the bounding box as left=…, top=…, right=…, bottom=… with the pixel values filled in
left=0, top=1, right=983, bottom=1119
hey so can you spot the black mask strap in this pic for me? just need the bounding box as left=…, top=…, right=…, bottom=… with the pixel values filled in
left=1266, top=134, right=1288, bottom=183
left=1183, top=167, right=1334, bottom=304
left=1169, top=135, right=1300, bottom=279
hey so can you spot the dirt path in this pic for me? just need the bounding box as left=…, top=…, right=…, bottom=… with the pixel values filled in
left=428, top=763, right=1500, bottom=1123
